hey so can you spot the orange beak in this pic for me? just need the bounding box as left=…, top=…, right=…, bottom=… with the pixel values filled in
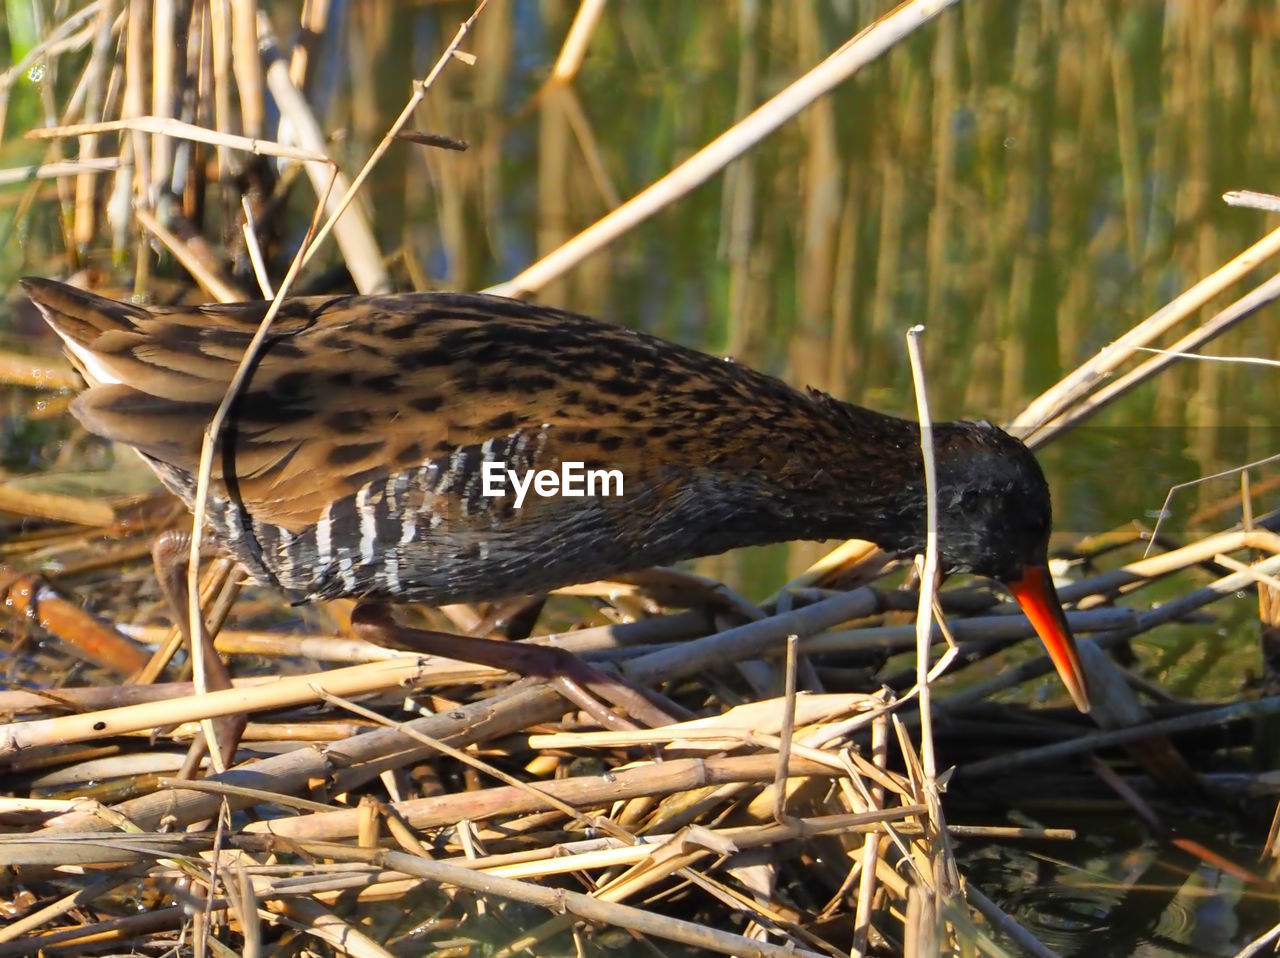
left=1005, top=564, right=1090, bottom=713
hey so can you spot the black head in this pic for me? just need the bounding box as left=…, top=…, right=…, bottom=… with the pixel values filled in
left=928, top=420, right=1054, bottom=581
left=852, top=416, right=1087, bottom=712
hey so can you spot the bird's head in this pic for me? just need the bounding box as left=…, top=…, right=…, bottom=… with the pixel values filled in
left=930, top=421, right=1090, bottom=713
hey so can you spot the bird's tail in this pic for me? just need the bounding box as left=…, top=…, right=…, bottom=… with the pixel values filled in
left=21, top=277, right=154, bottom=388
left=21, top=277, right=148, bottom=344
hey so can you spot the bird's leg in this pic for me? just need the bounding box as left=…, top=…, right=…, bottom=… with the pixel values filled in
left=151, top=529, right=245, bottom=775
left=350, top=603, right=686, bottom=730
left=469, top=595, right=547, bottom=640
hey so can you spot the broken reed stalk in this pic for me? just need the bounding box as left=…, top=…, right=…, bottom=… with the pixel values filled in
left=0, top=156, right=121, bottom=185
left=904, top=324, right=951, bottom=950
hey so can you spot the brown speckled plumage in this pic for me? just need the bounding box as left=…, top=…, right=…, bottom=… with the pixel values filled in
left=22, top=276, right=1089, bottom=710
left=21, top=276, right=1059, bottom=599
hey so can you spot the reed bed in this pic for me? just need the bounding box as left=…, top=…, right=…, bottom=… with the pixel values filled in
left=1, top=1, right=1278, bottom=956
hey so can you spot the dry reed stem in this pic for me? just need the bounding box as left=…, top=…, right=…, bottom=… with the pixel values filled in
left=68, top=4, right=113, bottom=247
left=37, top=682, right=566, bottom=835
left=768, top=539, right=886, bottom=608
left=149, top=0, right=175, bottom=204
left=318, top=688, right=606, bottom=836
left=297, top=1, right=488, bottom=280
left=0, top=156, right=121, bottom=185
left=850, top=711, right=888, bottom=957
left=466, top=813, right=913, bottom=880
left=944, top=566, right=1280, bottom=711
left=124, top=624, right=415, bottom=661
left=0, top=1, right=109, bottom=139
left=287, top=0, right=330, bottom=89
left=904, top=324, right=956, bottom=950
left=802, top=608, right=1135, bottom=654
left=621, top=587, right=880, bottom=685
left=181, top=180, right=331, bottom=767
left=146, top=776, right=351, bottom=816
left=297, top=841, right=827, bottom=958
left=7, top=5, right=1269, bottom=952
left=0, top=875, right=137, bottom=945
left=0, top=658, right=451, bottom=755
left=501, top=833, right=806, bottom=954
left=171, top=7, right=487, bottom=759
left=1224, top=190, right=1280, bottom=214
left=936, top=538, right=1280, bottom=710
left=962, top=693, right=1280, bottom=779
left=1030, top=267, right=1280, bottom=448
left=27, top=114, right=330, bottom=162
left=134, top=554, right=237, bottom=685
left=258, top=13, right=388, bottom=295
left=1014, top=222, right=1280, bottom=438
left=128, top=604, right=713, bottom=660
left=1063, top=528, right=1280, bottom=603
left=487, top=0, right=961, bottom=298
left=1236, top=920, right=1280, bottom=958
left=227, top=0, right=263, bottom=139
left=0, top=832, right=222, bottom=870
left=0, top=904, right=212, bottom=957
left=1148, top=462, right=1280, bottom=553
left=1134, top=346, right=1280, bottom=370
left=0, top=676, right=285, bottom=713
left=1107, top=551, right=1280, bottom=637
left=550, top=0, right=607, bottom=82
left=239, top=195, right=273, bottom=296
left=0, top=484, right=114, bottom=526
left=272, top=895, right=391, bottom=958
left=133, top=206, right=248, bottom=301
left=249, top=753, right=837, bottom=842
left=227, top=812, right=1048, bottom=902
left=526, top=693, right=868, bottom=751
left=1213, top=553, right=1280, bottom=592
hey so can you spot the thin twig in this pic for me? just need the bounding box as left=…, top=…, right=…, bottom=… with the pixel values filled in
left=298, top=0, right=490, bottom=276
left=1132, top=345, right=1280, bottom=368
left=183, top=181, right=333, bottom=770
left=904, top=323, right=947, bottom=944
left=904, top=325, right=940, bottom=780
left=771, top=634, right=800, bottom=825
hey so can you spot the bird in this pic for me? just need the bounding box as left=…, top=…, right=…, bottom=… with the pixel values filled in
left=22, top=276, right=1090, bottom=712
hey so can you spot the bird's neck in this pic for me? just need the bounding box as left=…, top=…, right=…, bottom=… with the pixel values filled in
left=663, top=392, right=939, bottom=559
